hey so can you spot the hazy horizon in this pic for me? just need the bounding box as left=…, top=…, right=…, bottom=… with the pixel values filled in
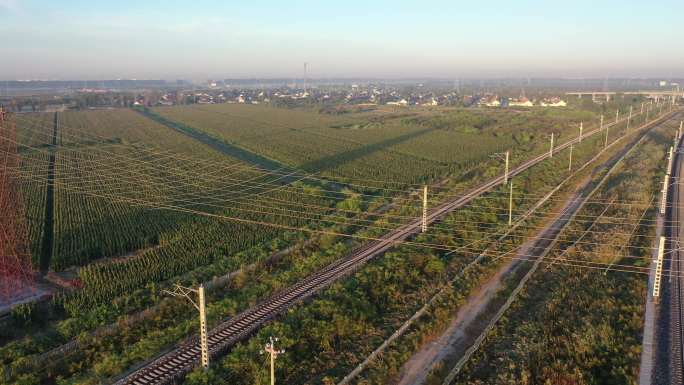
left=2, top=0, right=683, bottom=80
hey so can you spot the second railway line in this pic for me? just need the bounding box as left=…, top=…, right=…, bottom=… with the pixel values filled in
left=654, top=115, right=684, bottom=385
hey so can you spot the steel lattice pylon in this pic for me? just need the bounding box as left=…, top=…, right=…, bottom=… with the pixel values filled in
left=0, top=108, right=35, bottom=305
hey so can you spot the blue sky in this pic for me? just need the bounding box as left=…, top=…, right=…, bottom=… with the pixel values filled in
left=1, top=0, right=682, bottom=80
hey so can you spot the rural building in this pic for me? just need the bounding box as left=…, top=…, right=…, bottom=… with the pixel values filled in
left=509, top=97, right=534, bottom=107
left=540, top=97, right=567, bottom=107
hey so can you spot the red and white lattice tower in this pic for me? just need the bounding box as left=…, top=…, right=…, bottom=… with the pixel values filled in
left=0, top=107, right=35, bottom=305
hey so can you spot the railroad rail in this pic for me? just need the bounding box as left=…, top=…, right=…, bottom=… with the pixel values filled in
left=116, top=108, right=676, bottom=385
left=671, top=157, right=684, bottom=385
left=654, top=123, right=684, bottom=385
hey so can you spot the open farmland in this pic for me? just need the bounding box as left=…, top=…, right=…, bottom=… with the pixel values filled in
left=151, top=104, right=605, bottom=187
left=14, top=109, right=337, bottom=271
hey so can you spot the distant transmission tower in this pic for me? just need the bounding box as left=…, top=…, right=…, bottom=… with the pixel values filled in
left=303, top=62, right=308, bottom=93
left=0, top=108, right=35, bottom=305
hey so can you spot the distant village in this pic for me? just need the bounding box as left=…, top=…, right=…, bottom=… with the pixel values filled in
left=9, top=79, right=680, bottom=113
left=3, top=77, right=680, bottom=112
left=474, top=95, right=566, bottom=107
left=130, top=84, right=570, bottom=110
left=1, top=86, right=572, bottom=112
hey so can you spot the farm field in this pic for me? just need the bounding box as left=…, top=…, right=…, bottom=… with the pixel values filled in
left=151, top=103, right=616, bottom=187
left=14, top=109, right=335, bottom=270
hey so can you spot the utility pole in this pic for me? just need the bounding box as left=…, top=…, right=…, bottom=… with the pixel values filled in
left=490, top=152, right=510, bottom=185
left=549, top=132, right=554, bottom=158
left=422, top=185, right=428, bottom=233
left=641, top=102, right=644, bottom=114
left=615, top=109, right=619, bottom=124
left=504, top=150, right=509, bottom=185
left=579, top=121, right=583, bottom=143
left=164, top=284, right=210, bottom=369
left=627, top=106, right=633, bottom=129
left=604, top=122, right=609, bottom=148
left=653, top=236, right=665, bottom=301
left=661, top=174, right=669, bottom=215
left=600, top=114, right=604, bottom=131
left=198, top=285, right=208, bottom=369
left=263, top=336, right=285, bottom=385
left=667, top=146, right=674, bottom=176
left=508, top=181, right=513, bottom=226
left=568, top=144, right=573, bottom=171
left=679, top=121, right=682, bottom=140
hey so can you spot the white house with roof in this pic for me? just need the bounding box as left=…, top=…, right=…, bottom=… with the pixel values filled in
left=540, top=98, right=567, bottom=107
left=387, top=98, right=408, bottom=106
left=509, top=97, right=534, bottom=107
left=485, top=98, right=501, bottom=107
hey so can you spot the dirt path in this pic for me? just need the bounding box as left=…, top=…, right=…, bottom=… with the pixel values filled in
left=395, top=193, right=580, bottom=385
left=396, top=258, right=516, bottom=385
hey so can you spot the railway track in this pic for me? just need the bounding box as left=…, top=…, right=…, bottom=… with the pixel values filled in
left=116, top=110, right=675, bottom=385
left=671, top=171, right=684, bottom=385
left=657, top=125, right=684, bottom=385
